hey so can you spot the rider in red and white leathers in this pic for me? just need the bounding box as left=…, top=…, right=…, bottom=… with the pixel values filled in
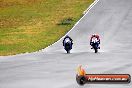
left=90, top=34, right=100, bottom=49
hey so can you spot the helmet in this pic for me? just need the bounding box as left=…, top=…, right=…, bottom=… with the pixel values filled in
left=92, top=34, right=96, bottom=37
left=65, top=35, right=69, bottom=37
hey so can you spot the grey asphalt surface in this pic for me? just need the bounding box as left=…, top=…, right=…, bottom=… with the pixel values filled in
left=0, top=0, right=132, bottom=88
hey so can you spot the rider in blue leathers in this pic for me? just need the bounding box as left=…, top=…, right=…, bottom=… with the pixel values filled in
left=63, top=35, right=73, bottom=49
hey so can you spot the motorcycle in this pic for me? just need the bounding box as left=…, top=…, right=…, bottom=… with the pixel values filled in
left=64, top=42, right=72, bottom=53
left=91, top=41, right=99, bottom=53
left=64, top=41, right=73, bottom=53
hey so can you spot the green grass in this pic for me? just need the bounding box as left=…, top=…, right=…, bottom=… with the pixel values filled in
left=0, top=0, right=94, bottom=56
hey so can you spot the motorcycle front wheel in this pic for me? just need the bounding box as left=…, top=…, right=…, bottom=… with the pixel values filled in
left=94, top=48, right=98, bottom=53
left=66, top=50, right=70, bottom=53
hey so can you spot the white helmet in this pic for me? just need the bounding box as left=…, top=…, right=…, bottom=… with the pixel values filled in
left=92, top=34, right=96, bottom=37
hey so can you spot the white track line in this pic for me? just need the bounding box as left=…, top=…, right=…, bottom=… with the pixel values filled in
left=42, top=0, right=100, bottom=52
left=0, top=0, right=100, bottom=57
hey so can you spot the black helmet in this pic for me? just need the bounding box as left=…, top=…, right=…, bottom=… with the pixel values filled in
left=65, top=35, right=69, bottom=37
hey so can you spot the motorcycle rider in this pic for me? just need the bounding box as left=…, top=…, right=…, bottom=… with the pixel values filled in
left=90, top=34, right=100, bottom=49
left=63, top=35, right=73, bottom=49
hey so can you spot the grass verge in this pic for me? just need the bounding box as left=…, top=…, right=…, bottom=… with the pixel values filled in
left=0, top=0, right=94, bottom=56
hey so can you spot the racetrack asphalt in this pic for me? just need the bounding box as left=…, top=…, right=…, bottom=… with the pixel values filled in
left=0, top=0, right=132, bottom=88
